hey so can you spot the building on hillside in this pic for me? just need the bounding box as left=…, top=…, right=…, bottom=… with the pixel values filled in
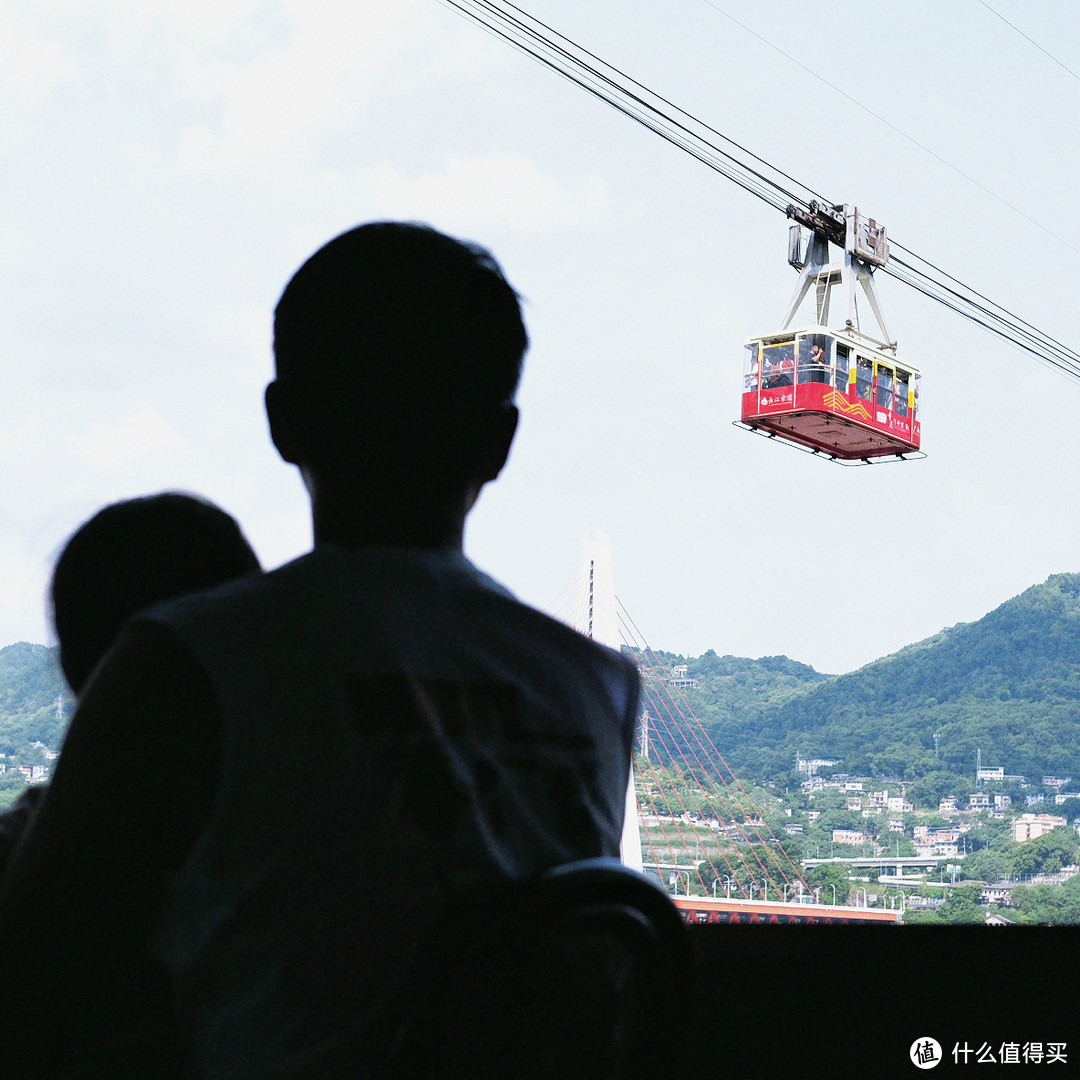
left=30, top=740, right=59, bottom=761
left=994, top=794, right=1011, bottom=810
left=1013, top=813, right=1068, bottom=842
left=887, top=796, right=913, bottom=813
left=887, top=818, right=905, bottom=833
left=968, top=793, right=991, bottom=810
left=867, top=790, right=888, bottom=809
left=977, top=767, right=1004, bottom=784
left=939, top=797, right=959, bottom=814
left=795, top=755, right=841, bottom=776
left=1026, top=794, right=1045, bottom=807
left=847, top=797, right=863, bottom=811
left=981, top=882, right=1015, bottom=907
left=985, top=912, right=1016, bottom=926
left=914, top=826, right=959, bottom=845
left=831, top=829, right=868, bottom=846
left=915, top=841, right=959, bottom=858
left=844, top=781, right=864, bottom=792
left=1043, top=776, right=1071, bottom=789
left=668, top=665, right=698, bottom=689
left=1054, top=792, right=1080, bottom=805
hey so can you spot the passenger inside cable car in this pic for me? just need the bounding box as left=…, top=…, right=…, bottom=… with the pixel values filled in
left=740, top=327, right=921, bottom=460
left=797, top=334, right=831, bottom=385
left=762, top=341, right=794, bottom=387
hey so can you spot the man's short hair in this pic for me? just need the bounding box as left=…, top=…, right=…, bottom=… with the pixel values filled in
left=272, top=222, right=527, bottom=477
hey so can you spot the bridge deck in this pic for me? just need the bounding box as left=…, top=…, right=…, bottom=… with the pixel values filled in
left=674, top=895, right=902, bottom=925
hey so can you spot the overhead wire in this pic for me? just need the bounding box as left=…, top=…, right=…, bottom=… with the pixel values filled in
left=699, top=0, right=1080, bottom=258
left=441, top=0, right=1080, bottom=380
left=440, top=0, right=823, bottom=214
left=976, top=0, right=1080, bottom=84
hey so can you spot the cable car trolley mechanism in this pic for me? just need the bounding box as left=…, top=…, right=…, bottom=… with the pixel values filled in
left=738, top=202, right=922, bottom=463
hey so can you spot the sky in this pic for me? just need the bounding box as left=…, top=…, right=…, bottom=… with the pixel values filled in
left=2, top=0, right=1079, bottom=675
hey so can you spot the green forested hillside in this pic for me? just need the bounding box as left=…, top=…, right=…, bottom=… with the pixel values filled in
left=637, top=649, right=829, bottom=774
left=0, top=642, right=70, bottom=754
left=643, top=573, right=1080, bottom=785
left=5, top=573, right=1080, bottom=796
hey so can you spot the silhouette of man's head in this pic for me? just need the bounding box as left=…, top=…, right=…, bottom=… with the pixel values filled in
left=267, top=222, right=527, bottom=538
left=51, top=493, right=261, bottom=694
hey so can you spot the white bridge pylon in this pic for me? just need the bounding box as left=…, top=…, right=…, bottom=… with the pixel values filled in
left=570, top=531, right=644, bottom=872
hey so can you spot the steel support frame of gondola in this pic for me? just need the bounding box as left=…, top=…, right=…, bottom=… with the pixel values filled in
left=739, top=203, right=923, bottom=463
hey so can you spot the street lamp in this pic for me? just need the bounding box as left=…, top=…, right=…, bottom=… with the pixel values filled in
left=724, top=876, right=734, bottom=899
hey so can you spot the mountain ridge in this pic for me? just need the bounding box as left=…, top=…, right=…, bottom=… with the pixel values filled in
left=3, top=573, right=1080, bottom=786
left=646, top=572, right=1080, bottom=783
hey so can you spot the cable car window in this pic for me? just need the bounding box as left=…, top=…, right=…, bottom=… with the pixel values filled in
left=895, top=371, right=909, bottom=416
left=798, top=333, right=831, bottom=384
left=877, top=364, right=894, bottom=412
left=836, top=343, right=850, bottom=394
left=762, top=340, right=794, bottom=388
left=744, top=343, right=760, bottom=390
left=912, top=374, right=921, bottom=422
left=855, top=356, right=872, bottom=401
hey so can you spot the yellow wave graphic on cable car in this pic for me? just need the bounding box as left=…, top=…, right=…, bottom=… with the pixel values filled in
left=823, top=390, right=871, bottom=423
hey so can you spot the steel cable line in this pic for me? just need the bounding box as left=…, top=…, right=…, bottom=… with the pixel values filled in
left=440, top=0, right=822, bottom=213
left=442, top=0, right=1080, bottom=378
left=699, top=0, right=1080, bottom=258
left=976, top=0, right=1080, bottom=84
left=885, top=247, right=1080, bottom=378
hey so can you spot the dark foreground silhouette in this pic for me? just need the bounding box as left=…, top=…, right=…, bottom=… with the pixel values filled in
left=0, top=223, right=641, bottom=1079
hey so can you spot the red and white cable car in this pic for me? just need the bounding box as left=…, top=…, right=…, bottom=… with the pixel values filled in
left=739, top=203, right=922, bottom=463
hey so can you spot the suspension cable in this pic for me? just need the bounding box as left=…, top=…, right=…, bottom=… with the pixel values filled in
left=441, top=0, right=1080, bottom=378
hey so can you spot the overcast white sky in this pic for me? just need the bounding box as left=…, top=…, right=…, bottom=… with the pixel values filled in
left=3, top=0, right=1079, bottom=674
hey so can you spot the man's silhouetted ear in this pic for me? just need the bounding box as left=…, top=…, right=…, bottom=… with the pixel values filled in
left=478, top=403, right=519, bottom=484
left=265, top=381, right=301, bottom=465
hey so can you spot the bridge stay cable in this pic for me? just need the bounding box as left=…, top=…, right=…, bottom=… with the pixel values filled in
left=629, top=664, right=763, bottom=897
left=619, top=599, right=809, bottom=897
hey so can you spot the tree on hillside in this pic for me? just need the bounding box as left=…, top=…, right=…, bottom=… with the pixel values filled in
left=938, top=884, right=984, bottom=924
left=1009, top=826, right=1080, bottom=878
left=907, top=770, right=973, bottom=808
left=961, top=848, right=1010, bottom=883
left=807, top=862, right=852, bottom=905
left=1010, top=876, right=1080, bottom=924
left=966, top=819, right=1011, bottom=853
